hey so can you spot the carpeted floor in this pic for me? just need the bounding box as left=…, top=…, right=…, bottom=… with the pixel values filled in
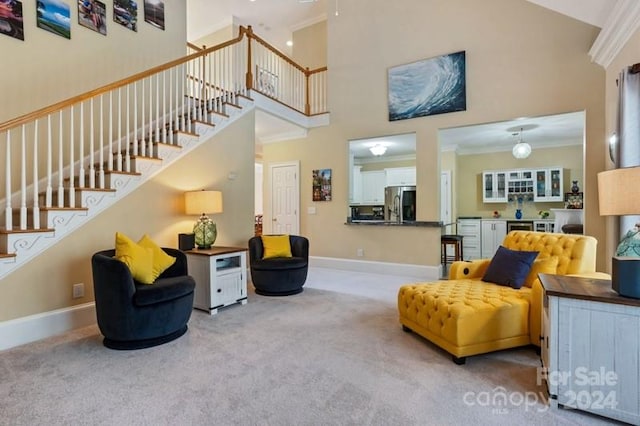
left=0, top=268, right=618, bottom=425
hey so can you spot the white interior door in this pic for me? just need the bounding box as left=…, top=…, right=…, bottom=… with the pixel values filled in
left=441, top=170, right=453, bottom=234
left=269, top=162, right=300, bottom=235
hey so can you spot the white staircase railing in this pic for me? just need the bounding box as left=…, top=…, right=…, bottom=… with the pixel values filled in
left=0, top=26, right=328, bottom=279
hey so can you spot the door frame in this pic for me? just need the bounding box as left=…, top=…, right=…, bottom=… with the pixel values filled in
left=268, top=160, right=300, bottom=235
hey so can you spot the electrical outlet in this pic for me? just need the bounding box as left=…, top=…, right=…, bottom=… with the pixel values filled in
left=357, top=248, right=364, bottom=257
left=72, top=283, right=84, bottom=299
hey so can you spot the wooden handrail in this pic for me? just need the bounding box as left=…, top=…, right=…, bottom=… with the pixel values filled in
left=245, top=26, right=309, bottom=74
left=187, top=42, right=203, bottom=51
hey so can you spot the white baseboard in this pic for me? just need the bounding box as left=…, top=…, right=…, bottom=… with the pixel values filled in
left=0, top=302, right=96, bottom=351
left=310, top=256, right=440, bottom=280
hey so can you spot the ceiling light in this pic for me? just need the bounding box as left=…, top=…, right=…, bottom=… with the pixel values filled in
left=286, top=40, right=293, bottom=47
left=370, top=144, right=387, bottom=156
left=512, top=128, right=531, bottom=159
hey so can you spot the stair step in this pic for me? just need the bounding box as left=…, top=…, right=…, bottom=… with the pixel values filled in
left=0, top=227, right=55, bottom=234
left=0, top=253, right=16, bottom=259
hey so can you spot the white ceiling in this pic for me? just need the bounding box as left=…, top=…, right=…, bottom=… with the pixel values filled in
left=185, top=0, right=612, bottom=147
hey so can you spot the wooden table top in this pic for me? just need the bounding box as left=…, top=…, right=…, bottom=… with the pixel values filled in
left=539, top=273, right=640, bottom=307
left=185, top=246, right=247, bottom=256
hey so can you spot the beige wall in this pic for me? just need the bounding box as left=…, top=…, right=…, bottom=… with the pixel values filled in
left=0, top=1, right=187, bottom=123
left=0, top=112, right=255, bottom=321
left=263, top=0, right=608, bottom=270
left=456, top=144, right=583, bottom=218
left=292, top=20, right=327, bottom=69
left=191, top=24, right=239, bottom=48
left=603, top=28, right=640, bottom=272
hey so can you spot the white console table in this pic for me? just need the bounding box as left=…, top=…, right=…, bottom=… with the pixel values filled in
left=185, top=246, right=248, bottom=315
left=550, top=208, right=583, bottom=233
left=539, top=274, right=640, bottom=424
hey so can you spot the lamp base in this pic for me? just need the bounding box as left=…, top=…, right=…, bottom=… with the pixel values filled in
left=612, top=257, right=640, bottom=299
left=193, top=217, right=217, bottom=250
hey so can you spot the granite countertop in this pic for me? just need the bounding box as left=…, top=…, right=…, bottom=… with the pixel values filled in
left=345, top=218, right=442, bottom=227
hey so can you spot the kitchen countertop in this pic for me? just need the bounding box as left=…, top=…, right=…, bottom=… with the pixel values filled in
left=345, top=218, right=442, bottom=227
left=459, top=217, right=554, bottom=221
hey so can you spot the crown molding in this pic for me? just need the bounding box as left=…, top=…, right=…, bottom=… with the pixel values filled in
left=589, top=0, right=640, bottom=68
left=290, top=13, right=327, bottom=32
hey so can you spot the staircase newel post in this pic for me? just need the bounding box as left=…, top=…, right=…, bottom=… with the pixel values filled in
left=305, top=67, right=311, bottom=116
left=246, top=26, right=253, bottom=91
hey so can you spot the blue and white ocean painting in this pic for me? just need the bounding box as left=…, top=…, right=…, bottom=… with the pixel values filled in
left=388, top=51, right=466, bottom=121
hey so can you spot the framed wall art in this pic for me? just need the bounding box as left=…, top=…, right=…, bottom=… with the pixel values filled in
left=78, top=0, right=106, bottom=35
left=388, top=50, right=466, bottom=121
left=113, top=0, right=137, bottom=31
left=36, top=0, right=71, bottom=39
left=312, top=169, right=332, bottom=201
left=565, top=192, right=583, bottom=209
left=0, top=0, right=24, bottom=40
left=144, top=0, right=164, bottom=30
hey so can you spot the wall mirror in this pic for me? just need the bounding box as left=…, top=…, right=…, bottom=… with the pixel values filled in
left=348, top=133, right=416, bottom=218
left=438, top=110, right=585, bottom=228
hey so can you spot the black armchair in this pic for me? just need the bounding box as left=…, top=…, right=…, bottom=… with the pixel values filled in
left=248, top=235, right=309, bottom=296
left=91, top=248, right=195, bottom=350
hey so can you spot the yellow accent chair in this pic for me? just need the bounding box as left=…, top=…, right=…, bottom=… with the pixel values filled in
left=398, top=231, right=601, bottom=364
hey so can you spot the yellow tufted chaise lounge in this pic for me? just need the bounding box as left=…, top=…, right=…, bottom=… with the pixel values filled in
left=398, top=231, right=599, bottom=364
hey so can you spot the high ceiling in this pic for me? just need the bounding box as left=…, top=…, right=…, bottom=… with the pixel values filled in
left=186, top=1, right=614, bottom=147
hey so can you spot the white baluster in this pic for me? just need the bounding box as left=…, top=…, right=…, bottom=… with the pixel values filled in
left=19, top=126, right=27, bottom=230
left=125, top=86, right=130, bottom=172
left=155, top=74, right=160, bottom=142
left=4, top=131, right=12, bottom=230
left=79, top=103, right=85, bottom=188
left=32, top=120, right=40, bottom=229
left=133, top=81, right=139, bottom=156
left=46, top=115, right=52, bottom=207
left=58, top=112, right=64, bottom=208
left=69, top=106, right=75, bottom=208
left=89, top=99, right=95, bottom=188
left=99, top=96, right=105, bottom=189
left=162, top=70, right=167, bottom=144
left=141, top=79, right=146, bottom=156
left=108, top=92, right=114, bottom=172
left=117, top=88, right=123, bottom=171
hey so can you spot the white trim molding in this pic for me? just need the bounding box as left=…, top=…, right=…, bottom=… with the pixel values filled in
left=310, top=256, right=439, bottom=281
left=589, top=0, right=640, bottom=68
left=0, top=302, right=96, bottom=351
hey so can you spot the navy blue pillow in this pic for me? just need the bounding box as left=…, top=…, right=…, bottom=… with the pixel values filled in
left=482, top=246, right=539, bottom=289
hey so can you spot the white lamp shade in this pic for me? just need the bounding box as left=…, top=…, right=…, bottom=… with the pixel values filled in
left=512, top=142, right=531, bottom=159
left=185, top=190, right=223, bottom=215
left=597, top=167, right=640, bottom=216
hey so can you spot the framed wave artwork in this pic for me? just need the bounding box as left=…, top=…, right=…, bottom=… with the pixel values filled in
left=388, top=50, right=466, bottom=121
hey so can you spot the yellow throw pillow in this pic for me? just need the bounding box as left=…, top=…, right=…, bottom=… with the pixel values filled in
left=261, top=235, right=292, bottom=259
left=138, top=234, right=176, bottom=281
left=524, top=256, right=559, bottom=288
left=114, top=232, right=154, bottom=284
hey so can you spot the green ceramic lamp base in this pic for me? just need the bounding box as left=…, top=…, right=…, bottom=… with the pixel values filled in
left=193, top=215, right=217, bottom=249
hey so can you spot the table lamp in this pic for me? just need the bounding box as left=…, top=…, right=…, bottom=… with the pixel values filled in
left=597, top=166, right=640, bottom=298
left=185, top=190, right=223, bottom=249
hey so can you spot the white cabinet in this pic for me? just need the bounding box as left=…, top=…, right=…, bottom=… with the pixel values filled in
left=458, top=219, right=481, bottom=260
left=385, top=167, right=416, bottom=186
left=361, top=170, right=386, bottom=204
left=534, top=168, right=563, bottom=202
left=482, top=171, right=508, bottom=203
left=350, top=166, right=363, bottom=204
left=540, top=274, right=640, bottom=425
left=481, top=220, right=506, bottom=258
left=186, top=247, right=248, bottom=315
left=534, top=220, right=555, bottom=233
left=507, top=170, right=534, bottom=195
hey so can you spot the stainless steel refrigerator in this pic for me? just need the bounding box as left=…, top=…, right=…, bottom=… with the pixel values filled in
left=384, top=186, right=416, bottom=223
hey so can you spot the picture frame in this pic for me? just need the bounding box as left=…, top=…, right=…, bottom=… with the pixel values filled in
left=143, top=0, right=163, bottom=30
left=564, top=192, right=583, bottom=209
left=312, top=169, right=332, bottom=201
left=36, top=0, right=71, bottom=39
left=78, top=0, right=106, bottom=35
left=113, top=0, right=137, bottom=32
left=388, top=50, right=466, bottom=121
left=0, top=0, right=24, bottom=40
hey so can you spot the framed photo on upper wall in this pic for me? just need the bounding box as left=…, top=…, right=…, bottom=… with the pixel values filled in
left=78, top=0, right=106, bottom=35
left=113, top=0, right=137, bottom=32
left=388, top=50, right=466, bottom=121
left=36, top=0, right=71, bottom=39
left=144, top=0, right=164, bottom=30
left=0, top=0, right=24, bottom=41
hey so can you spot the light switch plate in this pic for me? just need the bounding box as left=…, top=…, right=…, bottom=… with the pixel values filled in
left=308, top=207, right=316, bottom=214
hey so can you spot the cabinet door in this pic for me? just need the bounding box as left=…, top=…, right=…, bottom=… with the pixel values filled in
left=214, top=269, right=244, bottom=307
left=386, top=167, right=416, bottom=186
left=458, top=219, right=481, bottom=260
left=481, top=220, right=506, bottom=258
left=482, top=171, right=508, bottom=203
left=361, top=171, right=385, bottom=204
left=351, top=166, right=362, bottom=204
left=534, top=168, right=564, bottom=202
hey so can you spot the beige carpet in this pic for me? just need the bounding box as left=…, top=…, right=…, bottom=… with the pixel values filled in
left=0, top=268, right=616, bottom=425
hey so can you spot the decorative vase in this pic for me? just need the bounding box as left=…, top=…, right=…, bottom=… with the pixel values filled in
left=571, top=180, right=580, bottom=194
left=515, top=209, right=523, bottom=220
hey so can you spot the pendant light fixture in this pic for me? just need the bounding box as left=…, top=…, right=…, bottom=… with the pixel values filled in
left=512, top=127, right=532, bottom=159
left=369, top=144, right=387, bottom=156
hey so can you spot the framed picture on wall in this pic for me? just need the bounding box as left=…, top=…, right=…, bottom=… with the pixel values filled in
left=313, top=169, right=332, bottom=201
left=36, top=0, right=71, bottom=39
left=144, top=0, right=164, bottom=30
left=78, top=0, right=107, bottom=35
left=113, top=0, right=137, bottom=31
left=0, top=0, right=24, bottom=41
left=564, top=192, right=583, bottom=209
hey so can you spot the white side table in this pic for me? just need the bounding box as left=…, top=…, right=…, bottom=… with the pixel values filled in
left=185, top=246, right=248, bottom=315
